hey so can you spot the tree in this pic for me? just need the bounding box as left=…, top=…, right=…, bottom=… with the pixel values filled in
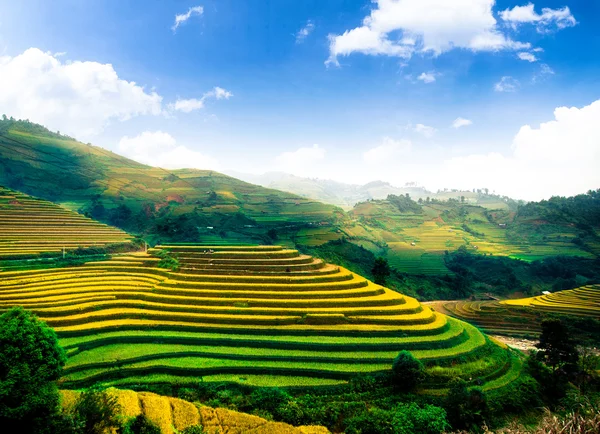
left=124, top=414, right=161, bottom=434
left=391, top=350, right=425, bottom=390
left=536, top=319, right=579, bottom=376
left=267, top=228, right=278, bottom=241
left=0, top=307, right=66, bottom=432
left=372, top=257, right=391, bottom=285
left=445, top=379, right=488, bottom=430
left=72, top=389, right=122, bottom=434
left=391, top=402, right=449, bottom=434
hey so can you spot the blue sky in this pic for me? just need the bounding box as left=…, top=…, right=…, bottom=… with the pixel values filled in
left=0, top=0, right=599, bottom=200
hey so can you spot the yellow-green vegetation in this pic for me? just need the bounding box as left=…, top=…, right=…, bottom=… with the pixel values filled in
left=0, top=186, right=132, bottom=258
left=502, top=284, right=600, bottom=316
left=346, top=197, right=597, bottom=275
left=60, top=388, right=328, bottom=434
left=0, top=244, right=520, bottom=392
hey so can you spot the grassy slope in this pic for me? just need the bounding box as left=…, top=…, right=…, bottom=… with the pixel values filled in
left=1, top=118, right=598, bottom=283
left=0, top=120, right=341, bottom=246
left=344, top=196, right=599, bottom=276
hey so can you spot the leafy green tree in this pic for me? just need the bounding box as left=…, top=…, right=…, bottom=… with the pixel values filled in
left=72, top=389, right=122, bottom=434
left=391, top=402, right=449, bottom=434
left=391, top=350, right=425, bottom=390
left=0, top=307, right=66, bottom=432
left=123, top=414, right=161, bottom=434
left=536, top=319, right=579, bottom=376
left=372, top=257, right=391, bottom=285
left=344, top=407, right=393, bottom=434
left=445, top=379, right=488, bottom=430
left=249, top=387, right=291, bottom=419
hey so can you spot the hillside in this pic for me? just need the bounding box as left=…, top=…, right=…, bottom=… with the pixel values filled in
left=0, top=244, right=522, bottom=394
left=60, top=388, right=329, bottom=434
left=340, top=193, right=600, bottom=277
left=228, top=170, right=519, bottom=210
left=0, top=185, right=133, bottom=259
left=0, top=118, right=340, bottom=245
left=430, top=284, right=600, bottom=344
left=1, top=117, right=598, bottom=290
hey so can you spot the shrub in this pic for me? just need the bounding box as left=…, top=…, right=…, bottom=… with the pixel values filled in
left=392, top=350, right=425, bottom=390
left=445, top=379, right=488, bottom=430
left=391, top=402, right=449, bottom=434
left=123, top=414, right=161, bottom=434
left=72, top=389, right=122, bottom=434
left=181, top=426, right=205, bottom=434
left=0, top=307, right=66, bottom=433
left=344, top=407, right=394, bottom=434
left=248, top=387, right=291, bottom=416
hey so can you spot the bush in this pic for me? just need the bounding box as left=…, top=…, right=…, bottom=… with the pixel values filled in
left=72, top=389, right=122, bottom=434
left=391, top=402, right=450, bottom=434
left=344, top=407, right=394, bottom=434
left=123, top=414, right=161, bottom=434
left=445, top=379, right=488, bottom=430
left=392, top=350, right=425, bottom=390
left=181, top=426, right=205, bottom=434
left=0, top=307, right=66, bottom=433
left=248, top=387, right=291, bottom=416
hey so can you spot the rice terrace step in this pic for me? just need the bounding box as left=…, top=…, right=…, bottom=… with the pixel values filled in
left=0, top=241, right=523, bottom=391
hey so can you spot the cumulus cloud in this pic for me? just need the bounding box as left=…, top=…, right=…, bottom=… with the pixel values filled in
left=0, top=48, right=162, bottom=137
left=327, top=0, right=529, bottom=65
left=169, top=86, right=233, bottom=113
left=363, top=137, right=412, bottom=164
left=517, top=52, right=537, bottom=62
left=494, top=76, right=520, bottom=92
left=296, top=20, right=315, bottom=43
left=172, top=5, right=204, bottom=33
left=118, top=131, right=219, bottom=170
left=452, top=117, right=473, bottom=128
left=440, top=99, right=600, bottom=200
left=500, top=3, right=577, bottom=32
left=417, top=72, right=436, bottom=83
left=274, top=144, right=326, bottom=177
left=413, top=123, right=436, bottom=138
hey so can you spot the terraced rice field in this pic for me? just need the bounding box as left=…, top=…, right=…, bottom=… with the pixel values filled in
left=429, top=300, right=543, bottom=337
left=430, top=286, right=600, bottom=338
left=0, top=186, right=131, bottom=258
left=0, top=244, right=521, bottom=391
left=503, top=285, right=600, bottom=316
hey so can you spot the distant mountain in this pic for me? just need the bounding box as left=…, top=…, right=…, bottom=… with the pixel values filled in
left=226, top=170, right=518, bottom=210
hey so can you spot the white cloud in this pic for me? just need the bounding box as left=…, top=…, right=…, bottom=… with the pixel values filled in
left=276, top=144, right=325, bottom=166
left=417, top=72, right=436, bottom=83
left=442, top=99, right=600, bottom=200
left=517, top=52, right=537, bottom=62
left=327, top=0, right=529, bottom=65
left=170, top=98, right=205, bottom=113
left=118, top=131, right=219, bottom=170
left=168, top=86, right=233, bottom=113
left=494, top=76, right=519, bottom=92
left=274, top=144, right=326, bottom=177
left=452, top=117, right=473, bottom=128
left=206, top=86, right=233, bottom=100
left=413, top=123, right=436, bottom=138
left=363, top=137, right=412, bottom=164
left=500, top=3, right=577, bottom=32
left=296, top=20, right=315, bottom=43
left=172, top=5, right=204, bottom=33
left=532, top=63, right=555, bottom=83
left=0, top=48, right=162, bottom=137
